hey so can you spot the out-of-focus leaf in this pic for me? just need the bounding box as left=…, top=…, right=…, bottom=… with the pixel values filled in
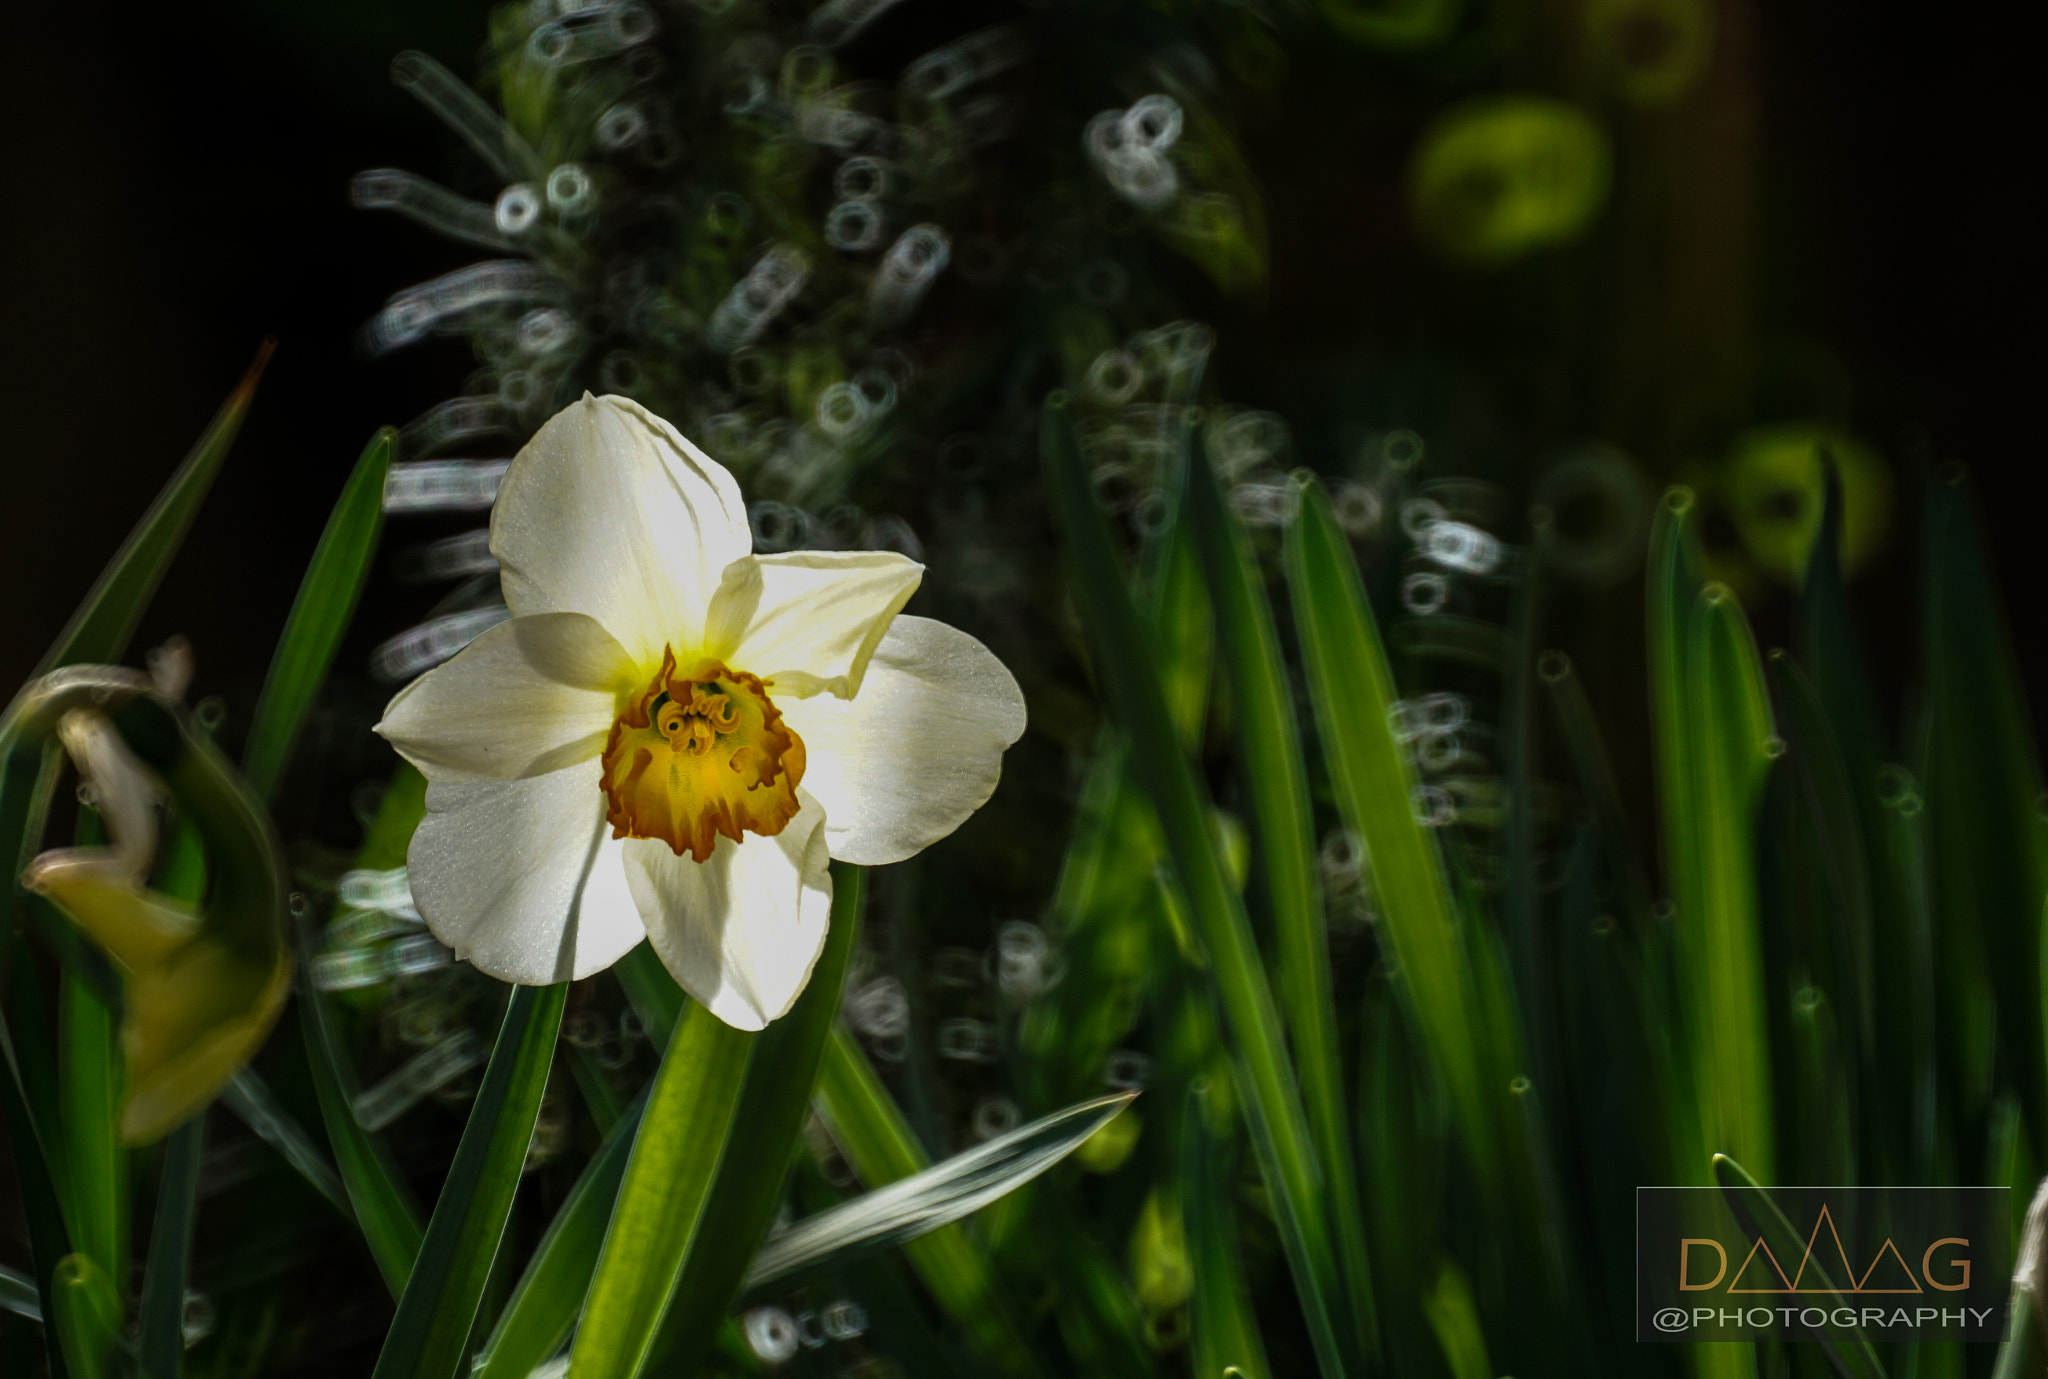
left=570, top=999, right=753, bottom=1379
left=1712, top=1153, right=1885, bottom=1379
left=748, top=1090, right=1134, bottom=1291
left=48, top=1254, right=119, bottom=1379
left=1182, top=1085, right=1270, bottom=1379
left=222, top=1070, right=351, bottom=1216
left=1044, top=399, right=1355, bottom=1379
left=0, top=1018, right=71, bottom=1375
left=371, top=982, right=566, bottom=1379
left=1921, top=471, right=2048, bottom=1144
left=1185, top=430, right=1379, bottom=1360
left=1284, top=475, right=1495, bottom=1167
left=299, top=771, right=427, bottom=1296
left=242, top=428, right=395, bottom=803
left=136, top=1118, right=202, bottom=1379
left=1685, top=584, right=1779, bottom=1180
left=57, top=970, right=122, bottom=1294
left=1420, top=1261, right=1492, bottom=1379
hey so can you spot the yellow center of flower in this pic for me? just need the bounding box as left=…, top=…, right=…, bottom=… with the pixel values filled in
left=599, top=646, right=806, bottom=862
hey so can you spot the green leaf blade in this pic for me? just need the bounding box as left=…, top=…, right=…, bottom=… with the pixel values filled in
left=136, top=1118, right=204, bottom=1379
left=1282, top=475, right=1493, bottom=1170
left=569, top=999, right=753, bottom=1379
left=471, top=1093, right=647, bottom=1379
left=1186, top=432, right=1379, bottom=1361
left=372, top=981, right=567, bottom=1379
left=1042, top=399, right=1352, bottom=1379
left=242, top=428, right=395, bottom=803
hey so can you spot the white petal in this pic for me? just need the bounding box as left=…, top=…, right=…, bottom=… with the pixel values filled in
left=375, top=613, right=636, bottom=783
left=408, top=758, right=644, bottom=984
left=624, top=797, right=833, bottom=1031
left=490, top=394, right=752, bottom=664
left=707, top=551, right=923, bottom=699
left=778, top=616, right=1026, bottom=866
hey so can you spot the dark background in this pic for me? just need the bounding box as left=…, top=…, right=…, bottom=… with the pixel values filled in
left=3, top=0, right=2042, bottom=736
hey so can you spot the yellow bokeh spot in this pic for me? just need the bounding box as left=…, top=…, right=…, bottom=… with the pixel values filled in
left=1718, top=423, right=1891, bottom=584
left=1409, top=98, right=1612, bottom=266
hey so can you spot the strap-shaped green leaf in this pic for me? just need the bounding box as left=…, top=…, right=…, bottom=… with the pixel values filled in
left=570, top=997, right=753, bottom=1379
left=469, top=1092, right=647, bottom=1379
left=298, top=770, right=428, bottom=1296
left=371, top=981, right=567, bottom=1379
left=136, top=1118, right=204, bottom=1379
left=1185, top=431, right=1379, bottom=1362
left=243, top=428, right=395, bottom=803
left=1284, top=474, right=1494, bottom=1172
left=1711, top=1153, right=1885, bottom=1378
left=477, top=865, right=864, bottom=1379
left=1040, top=398, right=1351, bottom=1379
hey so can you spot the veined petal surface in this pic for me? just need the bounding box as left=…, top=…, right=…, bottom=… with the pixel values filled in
left=491, top=394, right=752, bottom=664
left=780, top=616, right=1026, bottom=866
left=624, top=798, right=833, bottom=1030
left=707, top=551, right=924, bottom=699
left=376, top=613, right=636, bottom=783
left=408, top=758, right=645, bottom=983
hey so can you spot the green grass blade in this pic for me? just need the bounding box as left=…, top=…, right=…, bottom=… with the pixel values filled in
left=34, top=342, right=273, bottom=677
left=1687, top=584, right=1779, bottom=1179
left=48, top=1255, right=120, bottom=1379
left=1420, top=1262, right=1493, bottom=1379
left=815, top=1030, right=1047, bottom=1379
left=1043, top=399, right=1353, bottom=1379
left=242, top=428, right=395, bottom=803
left=644, top=865, right=864, bottom=1373
left=371, top=981, right=566, bottom=1379
left=479, top=870, right=864, bottom=1379
left=1767, top=652, right=1876, bottom=1058
left=57, top=970, right=123, bottom=1294
left=299, top=771, right=427, bottom=1296
left=1283, top=475, right=1494, bottom=1171
left=1183, top=1085, right=1272, bottom=1379
left=471, top=1091, right=647, bottom=1379
left=0, top=1016, right=73, bottom=1379
left=570, top=999, right=753, bottom=1379
left=1922, top=469, right=2048, bottom=1144
left=136, top=1117, right=203, bottom=1379
left=1185, top=429, right=1379, bottom=1362
left=1711, top=1153, right=1886, bottom=1378
left=748, top=1091, right=1134, bottom=1291
left=221, top=1070, right=351, bottom=1216
left=1646, top=487, right=1705, bottom=930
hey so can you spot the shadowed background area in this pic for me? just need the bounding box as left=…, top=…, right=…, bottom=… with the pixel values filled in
left=2, top=0, right=2041, bottom=715
left=2, top=3, right=2046, bottom=1375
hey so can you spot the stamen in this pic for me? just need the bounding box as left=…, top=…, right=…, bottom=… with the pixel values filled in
left=599, top=646, right=805, bottom=860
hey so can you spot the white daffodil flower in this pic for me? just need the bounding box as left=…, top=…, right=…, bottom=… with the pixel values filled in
left=375, top=394, right=1027, bottom=1029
